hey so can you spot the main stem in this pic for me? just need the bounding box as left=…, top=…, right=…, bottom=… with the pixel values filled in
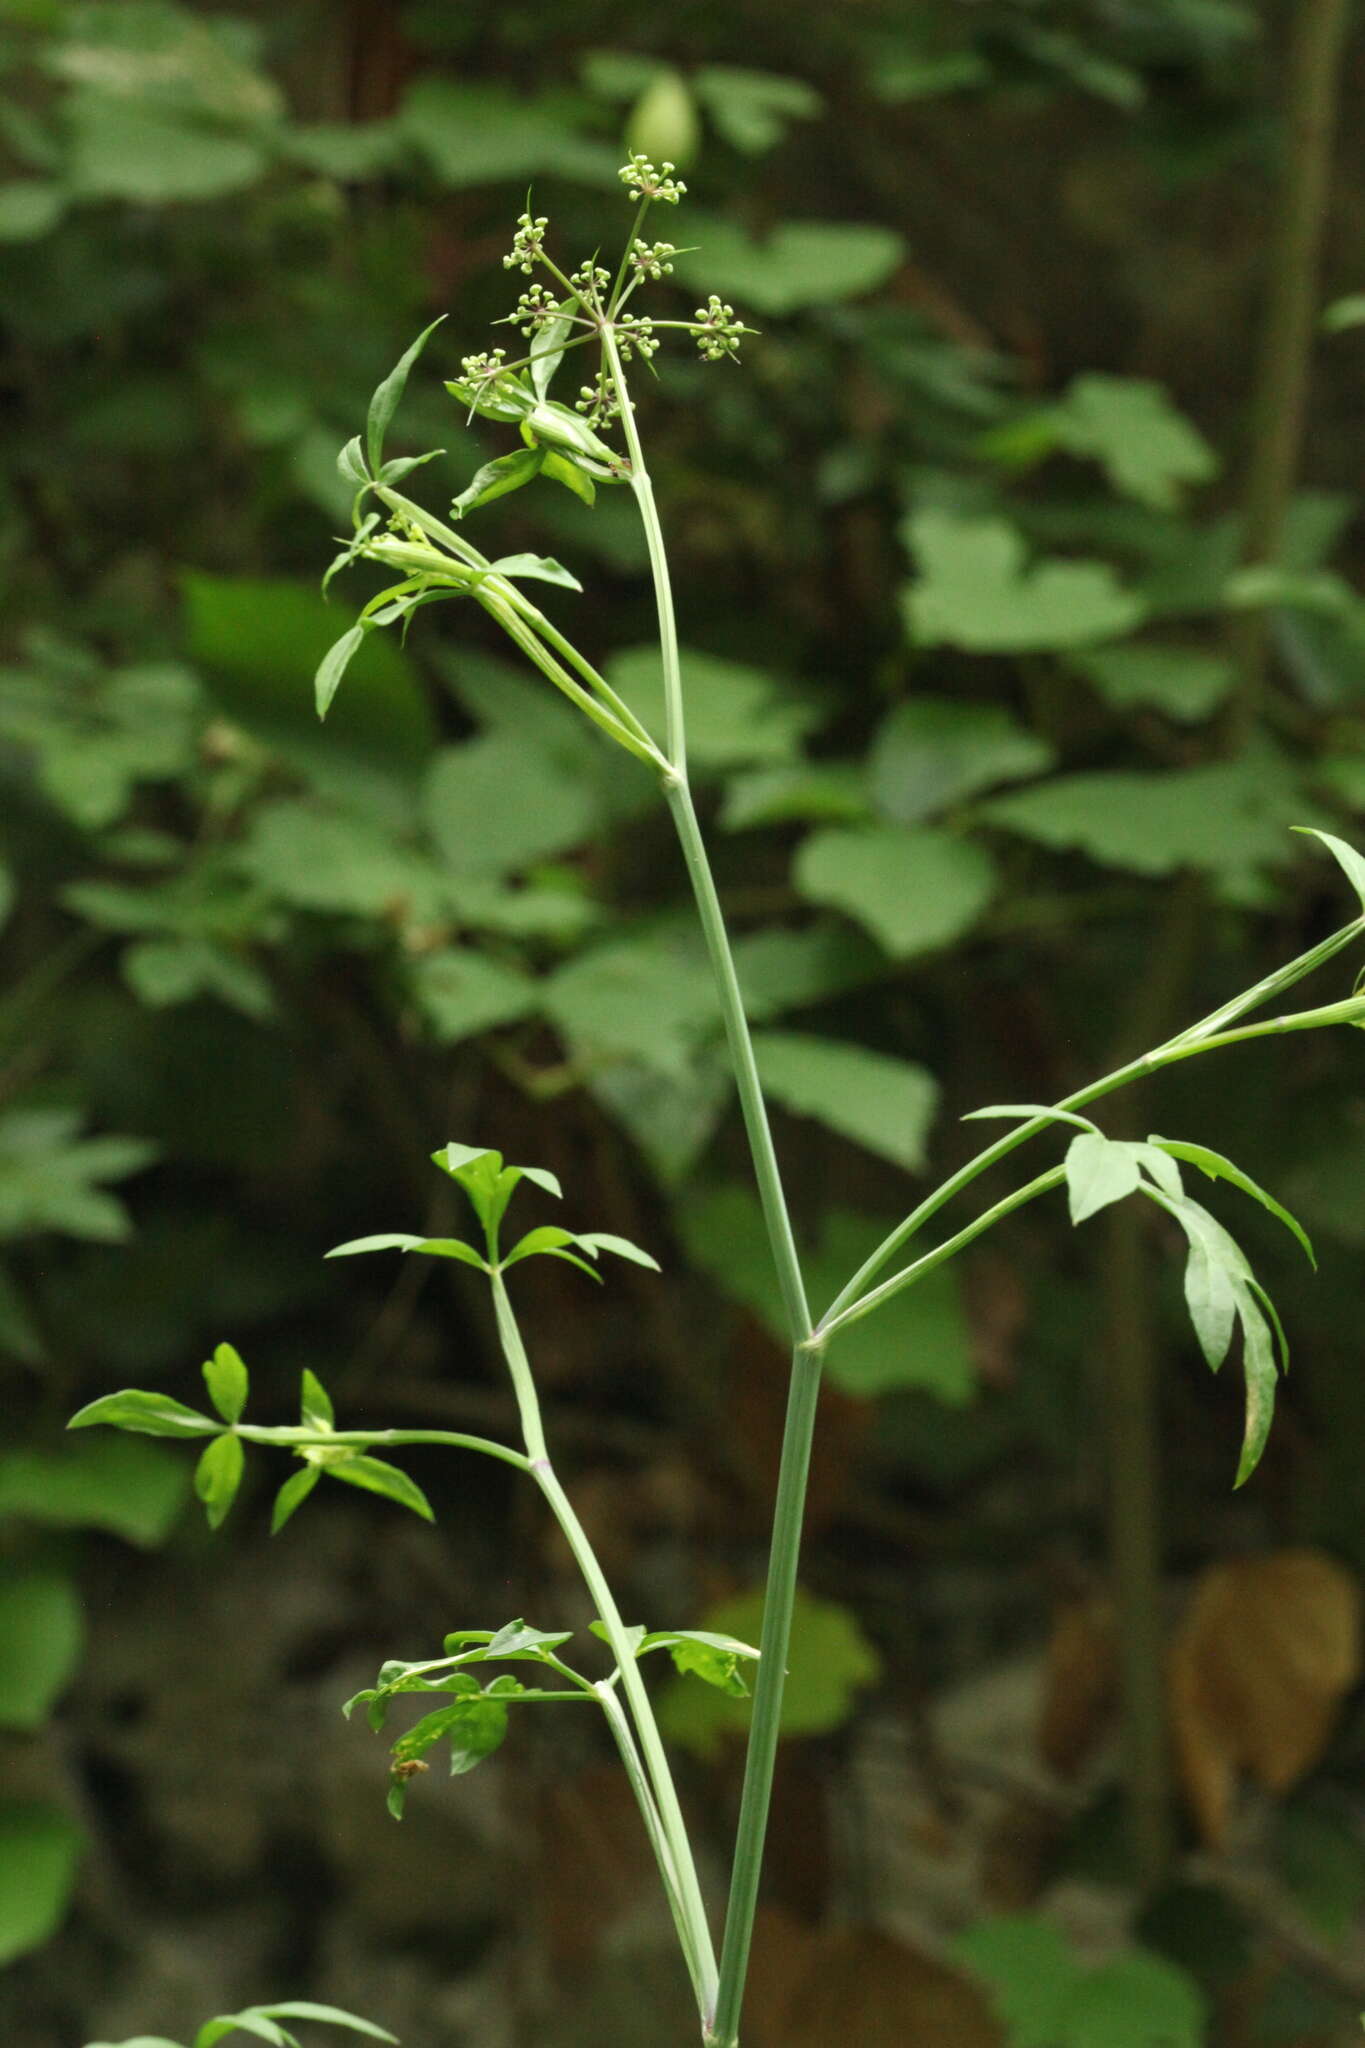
left=609, top=339, right=828, bottom=2046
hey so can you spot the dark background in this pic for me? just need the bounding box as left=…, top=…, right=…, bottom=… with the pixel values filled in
left=2, top=3, right=1365, bottom=2043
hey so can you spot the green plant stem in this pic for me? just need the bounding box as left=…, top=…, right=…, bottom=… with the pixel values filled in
left=235, top=1423, right=531, bottom=1473
left=490, top=1272, right=719, bottom=2019
left=595, top=1678, right=703, bottom=2003
left=603, top=327, right=686, bottom=765
left=822, top=918, right=1364, bottom=1326
left=665, top=777, right=812, bottom=1344
left=707, top=1335, right=824, bottom=2048
left=1231, top=0, right=1350, bottom=729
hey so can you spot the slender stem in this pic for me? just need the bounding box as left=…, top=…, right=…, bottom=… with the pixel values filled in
left=535, top=1460, right=718, bottom=2017
left=708, top=1339, right=825, bottom=2048
left=235, top=1423, right=531, bottom=1473
left=603, top=329, right=686, bottom=766
left=666, top=778, right=812, bottom=1345
left=820, top=1167, right=1067, bottom=1338
left=488, top=1272, right=718, bottom=2017
left=822, top=919, right=1365, bottom=1327
left=596, top=1679, right=703, bottom=2009
left=481, top=592, right=662, bottom=766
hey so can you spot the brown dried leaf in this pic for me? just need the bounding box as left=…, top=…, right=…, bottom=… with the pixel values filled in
left=748, top=1922, right=1004, bottom=2048
left=1036, top=1594, right=1119, bottom=1779
left=1169, top=1549, right=1362, bottom=1847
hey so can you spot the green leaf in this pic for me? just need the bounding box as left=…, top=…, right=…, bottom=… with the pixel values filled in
left=82, top=2038, right=184, bottom=2047
left=675, top=218, right=903, bottom=314
left=753, top=1031, right=939, bottom=1174
left=0, top=181, right=64, bottom=241
left=300, top=1370, right=334, bottom=1429
left=903, top=511, right=1144, bottom=652
left=69, top=1389, right=219, bottom=1439
left=1293, top=825, right=1365, bottom=914
left=1065, top=1132, right=1143, bottom=1225
left=194, top=2017, right=293, bottom=2048
left=681, top=1187, right=974, bottom=1402
left=658, top=1587, right=880, bottom=1757
left=271, top=1467, right=321, bottom=1534
left=1148, top=1138, right=1315, bottom=1267
left=484, top=553, right=583, bottom=592
left=541, top=450, right=596, bottom=505
left=315, top=624, right=367, bottom=721
left=0, top=1108, right=156, bottom=1244
left=1183, top=1232, right=1239, bottom=1371
left=409, top=946, right=536, bottom=1048
left=1066, top=643, right=1235, bottom=724
left=0, top=1571, right=82, bottom=1731
left=956, top=1916, right=1206, bottom=2048
left=451, top=447, right=544, bottom=518
left=329, top=1455, right=434, bottom=1522
left=606, top=646, right=820, bottom=768
left=731, top=923, right=884, bottom=1022
left=692, top=65, right=822, bottom=153
left=66, top=95, right=267, bottom=203
left=253, top=2008, right=396, bottom=2044
left=964, top=1103, right=1099, bottom=1135
left=720, top=762, right=870, bottom=832
left=0, top=1801, right=82, bottom=1966
left=573, top=1232, right=661, bottom=1272
left=396, top=78, right=614, bottom=189
left=193, top=1432, right=243, bottom=1531
left=794, top=825, right=996, bottom=959
left=982, top=755, right=1304, bottom=880
left=646, top=1628, right=760, bottom=1697
left=202, top=1341, right=248, bottom=1424
left=502, top=1225, right=579, bottom=1268
left=1049, top=374, right=1219, bottom=511
left=391, top=1692, right=510, bottom=1777
left=1323, top=293, right=1365, bottom=334
left=869, top=698, right=1053, bottom=823
left=407, top=1238, right=488, bottom=1269
left=423, top=730, right=605, bottom=879
left=1232, top=1284, right=1278, bottom=1488
left=367, top=317, right=446, bottom=476
left=325, top=1233, right=426, bottom=1259
left=0, top=1437, right=186, bottom=1547
left=545, top=929, right=721, bottom=1079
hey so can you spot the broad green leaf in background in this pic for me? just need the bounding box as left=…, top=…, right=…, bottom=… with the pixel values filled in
left=65, top=95, right=267, bottom=203
left=980, top=754, right=1304, bottom=880
left=903, top=511, right=1144, bottom=652
left=0, top=1437, right=187, bottom=1546
left=0, top=182, right=65, bottom=240
left=237, top=802, right=450, bottom=921
left=588, top=1055, right=734, bottom=1187
left=794, top=825, right=996, bottom=958
left=1048, top=373, right=1219, bottom=510
left=0, top=1572, right=82, bottom=1731
left=408, top=950, right=538, bottom=1046
left=0, top=1801, right=82, bottom=1967
left=395, top=79, right=614, bottom=188
left=545, top=929, right=720, bottom=1079
left=605, top=646, right=821, bottom=767
left=0, top=1108, right=155, bottom=1243
left=956, top=1915, right=1206, bottom=2048
left=423, top=732, right=606, bottom=879
left=753, top=1031, right=939, bottom=1173
left=1066, top=642, right=1235, bottom=723
left=691, top=65, right=822, bottom=153
left=49, top=2, right=282, bottom=124
left=658, top=1586, right=880, bottom=1757
left=868, top=697, right=1053, bottom=823
left=720, top=762, right=870, bottom=831
left=1323, top=293, right=1365, bottom=333
left=675, top=218, right=904, bottom=314
left=731, top=923, right=886, bottom=1021
left=680, top=1186, right=975, bottom=1402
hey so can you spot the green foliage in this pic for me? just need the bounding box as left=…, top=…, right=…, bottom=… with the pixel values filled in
left=0, top=1803, right=82, bottom=1970
left=956, top=1915, right=1206, bottom=2048
left=903, top=511, right=1145, bottom=652
left=83, top=2001, right=397, bottom=2048
left=0, top=1571, right=82, bottom=1732
left=658, top=1586, right=880, bottom=1757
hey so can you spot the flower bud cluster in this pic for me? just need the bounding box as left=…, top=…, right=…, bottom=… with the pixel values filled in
left=460, top=348, right=508, bottom=387
left=619, top=153, right=686, bottom=205
left=576, top=371, right=623, bottom=424
left=615, top=313, right=659, bottom=362
left=629, top=238, right=677, bottom=281
left=511, top=284, right=558, bottom=334
left=503, top=213, right=549, bottom=274
left=692, top=295, right=745, bottom=362
left=570, top=261, right=613, bottom=301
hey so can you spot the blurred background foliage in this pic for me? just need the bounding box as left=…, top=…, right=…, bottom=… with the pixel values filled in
left=3, top=1, right=1365, bottom=2042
